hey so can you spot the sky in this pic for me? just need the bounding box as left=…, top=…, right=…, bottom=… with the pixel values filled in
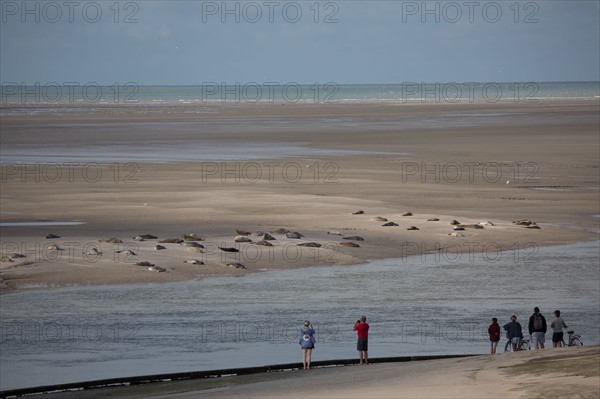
left=1, top=0, right=599, bottom=85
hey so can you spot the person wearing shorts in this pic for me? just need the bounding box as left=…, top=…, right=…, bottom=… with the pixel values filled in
left=353, top=316, right=369, bottom=365
left=528, top=307, right=547, bottom=349
left=299, top=320, right=316, bottom=369
left=550, top=310, right=568, bottom=348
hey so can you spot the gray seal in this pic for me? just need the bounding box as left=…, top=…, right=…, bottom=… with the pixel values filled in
left=297, top=242, right=321, bottom=248
left=371, top=216, right=388, bottom=222
left=343, top=236, right=364, bottom=241
left=226, top=262, right=246, bottom=269
left=160, top=238, right=184, bottom=244
left=182, top=242, right=204, bottom=248
left=135, top=261, right=154, bottom=266
left=184, top=259, right=204, bottom=265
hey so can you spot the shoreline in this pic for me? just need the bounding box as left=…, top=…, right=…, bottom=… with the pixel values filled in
left=9, top=345, right=598, bottom=399
left=1, top=238, right=599, bottom=295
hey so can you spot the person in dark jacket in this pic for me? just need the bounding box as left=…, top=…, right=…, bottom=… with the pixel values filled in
left=488, top=318, right=501, bottom=354
left=528, top=307, right=547, bottom=349
left=503, top=315, right=523, bottom=351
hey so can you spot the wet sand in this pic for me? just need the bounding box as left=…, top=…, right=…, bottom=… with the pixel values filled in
left=1, top=101, right=599, bottom=291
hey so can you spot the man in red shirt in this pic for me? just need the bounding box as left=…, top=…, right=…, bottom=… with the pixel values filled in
left=353, top=315, right=369, bottom=365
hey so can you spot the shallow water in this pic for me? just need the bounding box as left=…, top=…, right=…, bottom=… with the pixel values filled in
left=0, top=241, right=598, bottom=390
left=0, top=221, right=86, bottom=227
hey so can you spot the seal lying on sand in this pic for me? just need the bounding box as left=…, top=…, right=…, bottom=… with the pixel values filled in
left=116, top=249, right=136, bottom=255
left=382, top=222, right=399, bottom=226
left=459, top=224, right=484, bottom=229
left=371, top=216, right=388, bottom=222
left=101, top=238, right=123, bottom=243
left=286, top=232, right=303, bottom=239
left=254, top=240, right=273, bottom=246
left=297, top=242, right=321, bottom=248
left=46, top=233, right=60, bottom=239
left=352, top=210, right=364, bottom=215
left=427, top=218, right=440, bottom=222
left=148, top=266, right=166, bottom=272
left=47, top=243, right=62, bottom=250
left=236, top=229, right=251, bottom=236
left=234, top=236, right=252, bottom=243
left=84, top=248, right=102, bottom=255
left=339, top=242, right=360, bottom=248
left=402, top=212, right=413, bottom=216
left=139, top=234, right=158, bottom=240
left=450, top=220, right=461, bottom=225
left=184, top=259, right=204, bottom=265
left=513, top=219, right=534, bottom=226
left=182, top=242, right=204, bottom=248
left=182, top=234, right=203, bottom=241
left=160, top=238, right=184, bottom=244
left=343, top=236, right=364, bottom=241
left=260, top=233, right=276, bottom=240
left=135, top=261, right=154, bottom=266
left=406, top=226, right=419, bottom=230
left=270, top=228, right=291, bottom=234
left=226, top=262, right=246, bottom=269
left=154, top=245, right=166, bottom=250
left=187, top=247, right=204, bottom=253
left=219, top=247, right=239, bottom=252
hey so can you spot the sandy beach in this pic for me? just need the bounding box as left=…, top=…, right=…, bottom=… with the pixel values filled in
left=28, top=345, right=599, bottom=399
left=1, top=101, right=599, bottom=291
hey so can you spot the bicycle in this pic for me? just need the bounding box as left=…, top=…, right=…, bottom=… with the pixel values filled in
left=504, top=337, right=531, bottom=352
left=561, top=330, right=583, bottom=347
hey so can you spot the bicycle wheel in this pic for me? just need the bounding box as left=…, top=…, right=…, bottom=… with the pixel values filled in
left=569, top=338, right=583, bottom=346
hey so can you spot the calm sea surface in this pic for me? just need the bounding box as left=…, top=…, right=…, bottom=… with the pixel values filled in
left=1, top=241, right=598, bottom=390
left=1, top=81, right=598, bottom=106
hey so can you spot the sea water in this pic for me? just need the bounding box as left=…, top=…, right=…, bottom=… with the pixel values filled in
left=1, top=81, right=599, bottom=106
left=0, top=241, right=598, bottom=390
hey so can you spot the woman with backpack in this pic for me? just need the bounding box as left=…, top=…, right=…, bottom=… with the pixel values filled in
left=299, top=320, right=316, bottom=369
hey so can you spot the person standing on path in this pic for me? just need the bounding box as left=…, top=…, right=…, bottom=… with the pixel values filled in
left=353, top=315, right=369, bottom=365
left=299, top=320, right=316, bottom=369
left=488, top=317, right=501, bottom=354
left=550, top=310, right=568, bottom=348
left=528, top=307, right=547, bottom=349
